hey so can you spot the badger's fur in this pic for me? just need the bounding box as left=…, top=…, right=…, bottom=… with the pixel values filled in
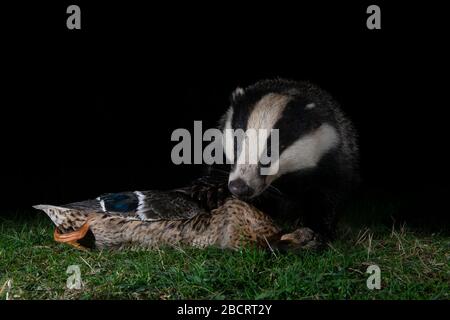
left=215, top=78, right=359, bottom=241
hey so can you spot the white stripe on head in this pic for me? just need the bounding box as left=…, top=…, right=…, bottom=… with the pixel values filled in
left=246, top=93, right=289, bottom=132
left=265, top=123, right=339, bottom=184
left=223, top=107, right=234, bottom=163
left=229, top=93, right=290, bottom=184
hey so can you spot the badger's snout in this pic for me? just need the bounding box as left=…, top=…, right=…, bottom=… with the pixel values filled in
left=228, top=179, right=255, bottom=199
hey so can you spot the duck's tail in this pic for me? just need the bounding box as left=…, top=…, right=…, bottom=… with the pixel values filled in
left=33, top=204, right=88, bottom=229
left=33, top=204, right=95, bottom=249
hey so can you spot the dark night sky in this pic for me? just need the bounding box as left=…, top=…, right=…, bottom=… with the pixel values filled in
left=1, top=2, right=449, bottom=226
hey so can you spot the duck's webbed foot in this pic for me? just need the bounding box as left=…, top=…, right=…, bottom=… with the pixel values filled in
left=272, top=228, right=326, bottom=253
left=53, top=218, right=94, bottom=250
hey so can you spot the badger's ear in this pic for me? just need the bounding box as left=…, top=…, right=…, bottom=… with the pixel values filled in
left=230, top=87, right=245, bottom=103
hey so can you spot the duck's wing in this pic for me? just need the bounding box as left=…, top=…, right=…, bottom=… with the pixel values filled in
left=76, top=176, right=229, bottom=219
left=101, top=190, right=207, bottom=220
left=68, top=190, right=207, bottom=220
left=34, top=175, right=229, bottom=226
left=33, top=195, right=133, bottom=231
left=34, top=189, right=206, bottom=227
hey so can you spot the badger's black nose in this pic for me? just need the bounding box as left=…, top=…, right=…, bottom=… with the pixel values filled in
left=228, top=179, right=254, bottom=198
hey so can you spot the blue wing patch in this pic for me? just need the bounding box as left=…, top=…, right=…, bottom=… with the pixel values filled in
left=97, top=192, right=139, bottom=212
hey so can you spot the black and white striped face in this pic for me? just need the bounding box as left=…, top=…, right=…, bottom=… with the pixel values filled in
left=222, top=83, right=339, bottom=199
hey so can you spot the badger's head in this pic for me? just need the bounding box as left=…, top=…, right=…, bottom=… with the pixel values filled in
left=221, top=79, right=340, bottom=199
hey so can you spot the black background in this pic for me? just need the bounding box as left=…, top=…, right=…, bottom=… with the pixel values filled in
left=1, top=2, right=449, bottom=227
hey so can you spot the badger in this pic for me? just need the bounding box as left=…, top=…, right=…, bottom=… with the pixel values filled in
left=200, top=78, right=359, bottom=244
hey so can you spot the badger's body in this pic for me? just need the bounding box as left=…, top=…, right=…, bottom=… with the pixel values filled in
left=214, top=79, right=359, bottom=241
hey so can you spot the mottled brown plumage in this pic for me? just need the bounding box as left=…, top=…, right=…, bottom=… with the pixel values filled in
left=36, top=199, right=287, bottom=250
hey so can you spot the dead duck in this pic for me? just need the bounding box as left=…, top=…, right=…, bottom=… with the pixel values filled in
left=33, top=178, right=320, bottom=251
left=34, top=195, right=282, bottom=250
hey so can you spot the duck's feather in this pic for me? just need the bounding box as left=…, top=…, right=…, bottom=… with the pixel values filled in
left=34, top=189, right=207, bottom=228
left=35, top=198, right=284, bottom=250
left=34, top=176, right=228, bottom=235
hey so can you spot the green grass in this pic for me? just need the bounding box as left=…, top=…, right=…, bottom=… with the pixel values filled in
left=0, top=213, right=449, bottom=300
